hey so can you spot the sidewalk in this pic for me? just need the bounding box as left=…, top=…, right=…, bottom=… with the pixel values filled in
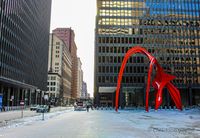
left=0, top=106, right=72, bottom=126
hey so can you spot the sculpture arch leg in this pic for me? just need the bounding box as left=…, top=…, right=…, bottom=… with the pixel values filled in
left=115, top=54, right=130, bottom=112
left=145, top=59, right=155, bottom=112
left=155, top=84, right=165, bottom=110
left=166, top=83, right=182, bottom=110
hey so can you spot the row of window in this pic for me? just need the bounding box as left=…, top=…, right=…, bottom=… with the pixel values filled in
left=99, top=9, right=199, bottom=17
left=47, top=87, right=56, bottom=91
left=98, top=75, right=145, bottom=84
left=98, top=36, right=143, bottom=44
left=97, top=75, right=199, bottom=84
left=98, top=65, right=145, bottom=74
left=47, top=82, right=56, bottom=86
left=48, top=76, right=57, bottom=80
left=97, top=64, right=200, bottom=76
left=98, top=56, right=144, bottom=64
left=97, top=36, right=199, bottom=46
left=97, top=46, right=200, bottom=58
left=100, top=0, right=199, bottom=7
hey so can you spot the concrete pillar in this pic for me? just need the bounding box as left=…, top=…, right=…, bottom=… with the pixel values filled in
left=0, top=85, right=4, bottom=107
left=13, top=88, right=17, bottom=106
left=189, top=88, right=192, bottom=106
left=112, top=92, right=114, bottom=107
left=143, top=87, right=146, bottom=106
left=29, top=90, right=32, bottom=106
left=0, top=85, right=3, bottom=95
left=96, top=92, right=100, bottom=106
left=119, top=91, right=125, bottom=109
left=10, top=88, right=14, bottom=108
left=35, top=90, right=37, bottom=105
left=21, top=89, right=24, bottom=101
left=17, top=88, right=20, bottom=106
left=166, top=90, right=170, bottom=107
left=7, top=88, right=11, bottom=106
left=0, top=85, right=3, bottom=100
left=24, top=89, right=28, bottom=107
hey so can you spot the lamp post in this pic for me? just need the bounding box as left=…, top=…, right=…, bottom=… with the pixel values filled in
left=44, top=94, right=49, bottom=105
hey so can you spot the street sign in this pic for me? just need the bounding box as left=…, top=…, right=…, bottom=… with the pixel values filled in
left=20, top=101, right=24, bottom=105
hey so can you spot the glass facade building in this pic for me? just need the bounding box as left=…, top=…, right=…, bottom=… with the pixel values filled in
left=94, top=0, right=200, bottom=108
left=0, top=0, right=52, bottom=107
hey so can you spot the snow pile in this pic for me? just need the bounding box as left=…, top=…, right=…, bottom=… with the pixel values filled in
left=0, top=108, right=73, bottom=131
left=116, top=108, right=200, bottom=137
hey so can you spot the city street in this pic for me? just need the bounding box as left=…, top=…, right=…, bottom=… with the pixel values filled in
left=0, top=109, right=200, bottom=138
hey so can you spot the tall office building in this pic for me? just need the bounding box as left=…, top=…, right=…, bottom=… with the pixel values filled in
left=0, top=0, right=52, bottom=107
left=81, top=81, right=88, bottom=99
left=47, top=34, right=72, bottom=105
left=53, top=28, right=79, bottom=100
left=77, top=58, right=83, bottom=99
left=94, top=0, right=200, bottom=108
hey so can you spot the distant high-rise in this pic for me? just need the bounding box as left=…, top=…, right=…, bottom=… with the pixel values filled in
left=77, top=58, right=83, bottom=99
left=47, top=34, right=72, bottom=105
left=81, top=81, right=88, bottom=99
left=94, top=0, right=200, bottom=108
left=53, top=28, right=78, bottom=100
left=0, top=0, right=52, bottom=106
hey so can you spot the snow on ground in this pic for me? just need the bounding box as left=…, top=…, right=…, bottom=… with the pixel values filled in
left=116, top=108, right=200, bottom=137
left=0, top=108, right=74, bottom=131
left=0, top=108, right=199, bottom=138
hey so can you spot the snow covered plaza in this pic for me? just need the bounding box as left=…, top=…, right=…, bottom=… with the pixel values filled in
left=0, top=108, right=200, bottom=138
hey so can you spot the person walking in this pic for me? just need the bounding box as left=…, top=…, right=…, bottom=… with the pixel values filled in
left=86, top=104, right=89, bottom=112
left=48, top=105, right=51, bottom=112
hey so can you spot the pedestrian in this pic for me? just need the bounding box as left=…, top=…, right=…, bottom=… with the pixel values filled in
left=48, top=105, right=51, bottom=112
left=86, top=105, right=89, bottom=112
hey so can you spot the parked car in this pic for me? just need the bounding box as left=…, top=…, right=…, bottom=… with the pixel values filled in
left=30, top=105, right=40, bottom=111
left=74, top=101, right=86, bottom=111
left=36, top=105, right=49, bottom=113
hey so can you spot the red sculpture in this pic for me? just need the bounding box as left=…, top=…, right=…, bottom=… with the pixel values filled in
left=115, top=46, right=182, bottom=112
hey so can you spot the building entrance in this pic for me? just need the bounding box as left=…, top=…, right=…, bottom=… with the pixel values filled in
left=123, top=88, right=144, bottom=107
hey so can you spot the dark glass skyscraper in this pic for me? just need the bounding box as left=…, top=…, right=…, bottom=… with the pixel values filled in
left=94, top=0, right=200, bottom=108
left=0, top=0, right=52, bottom=107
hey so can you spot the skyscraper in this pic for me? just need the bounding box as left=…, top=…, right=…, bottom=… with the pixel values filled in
left=77, top=57, right=83, bottom=99
left=47, top=34, right=72, bottom=105
left=94, top=0, right=200, bottom=108
left=82, top=81, right=88, bottom=99
left=0, top=0, right=52, bottom=107
left=53, top=28, right=79, bottom=100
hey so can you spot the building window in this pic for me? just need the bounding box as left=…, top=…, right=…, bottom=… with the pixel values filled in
left=51, top=76, right=56, bottom=80
left=51, top=82, right=56, bottom=85
left=56, top=42, right=60, bottom=45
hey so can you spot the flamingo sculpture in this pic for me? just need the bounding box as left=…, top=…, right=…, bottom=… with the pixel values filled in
left=115, top=46, right=182, bottom=112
